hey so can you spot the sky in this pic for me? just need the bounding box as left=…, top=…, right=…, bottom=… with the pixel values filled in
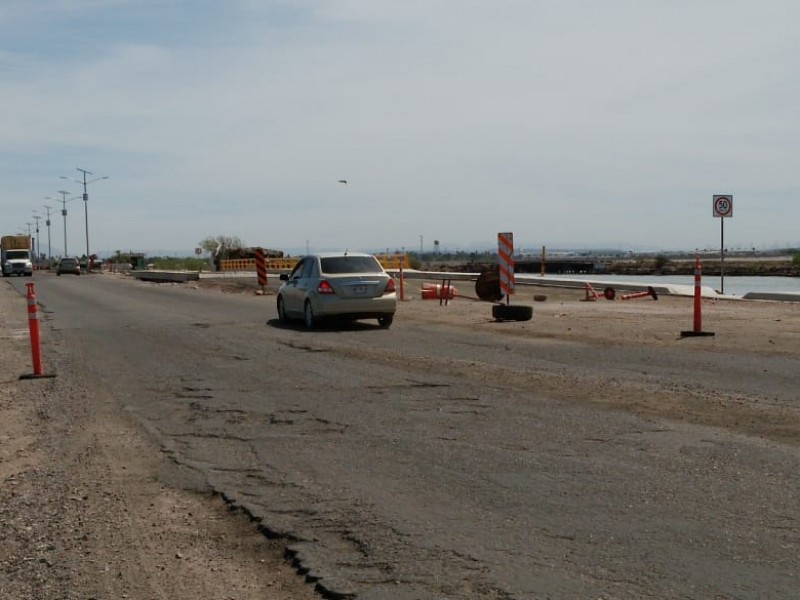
left=2, top=0, right=799, bottom=258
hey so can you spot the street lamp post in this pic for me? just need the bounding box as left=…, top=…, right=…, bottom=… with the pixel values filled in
left=26, top=221, right=35, bottom=270
left=32, top=215, right=42, bottom=270
left=60, top=168, right=108, bottom=267
left=42, top=205, right=53, bottom=267
left=47, top=191, right=77, bottom=257
left=58, top=190, right=70, bottom=257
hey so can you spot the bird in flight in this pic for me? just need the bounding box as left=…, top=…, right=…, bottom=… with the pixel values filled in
left=338, top=179, right=347, bottom=184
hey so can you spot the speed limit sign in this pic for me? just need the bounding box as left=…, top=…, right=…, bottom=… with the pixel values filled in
left=713, top=195, right=733, bottom=218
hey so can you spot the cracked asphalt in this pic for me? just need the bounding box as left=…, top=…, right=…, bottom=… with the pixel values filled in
left=7, top=272, right=800, bottom=599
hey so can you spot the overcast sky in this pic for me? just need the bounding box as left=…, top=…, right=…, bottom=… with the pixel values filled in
left=3, top=1, right=798, bottom=257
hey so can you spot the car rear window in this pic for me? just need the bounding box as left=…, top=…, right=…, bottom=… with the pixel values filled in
left=320, top=256, right=382, bottom=274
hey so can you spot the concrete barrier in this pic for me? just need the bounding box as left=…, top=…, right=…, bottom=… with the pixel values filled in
left=131, top=270, right=200, bottom=283
left=742, top=292, right=800, bottom=302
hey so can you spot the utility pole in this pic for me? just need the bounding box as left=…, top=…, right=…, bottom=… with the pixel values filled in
left=32, top=215, right=41, bottom=269
left=58, top=190, right=71, bottom=256
left=43, top=205, right=53, bottom=267
left=77, top=168, right=91, bottom=261
left=61, top=168, right=109, bottom=266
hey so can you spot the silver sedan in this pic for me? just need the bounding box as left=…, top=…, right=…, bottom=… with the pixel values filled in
left=277, top=252, right=397, bottom=329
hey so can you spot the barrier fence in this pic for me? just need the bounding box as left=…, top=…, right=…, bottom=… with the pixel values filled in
left=219, top=254, right=409, bottom=272
left=376, top=254, right=409, bottom=270
left=219, top=258, right=298, bottom=271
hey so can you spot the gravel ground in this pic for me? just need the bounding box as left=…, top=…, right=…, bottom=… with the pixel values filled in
left=0, top=280, right=320, bottom=600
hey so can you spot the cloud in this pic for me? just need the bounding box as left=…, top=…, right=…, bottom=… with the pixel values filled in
left=2, top=1, right=800, bottom=253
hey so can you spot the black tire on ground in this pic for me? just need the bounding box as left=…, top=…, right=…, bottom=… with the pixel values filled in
left=378, top=314, right=394, bottom=328
left=492, top=303, right=533, bottom=322
left=277, top=296, right=288, bottom=323
left=475, top=268, right=503, bottom=302
left=304, top=301, right=317, bottom=330
left=604, top=287, right=616, bottom=300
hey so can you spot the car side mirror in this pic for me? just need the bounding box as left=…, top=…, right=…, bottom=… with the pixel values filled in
left=280, top=273, right=289, bottom=281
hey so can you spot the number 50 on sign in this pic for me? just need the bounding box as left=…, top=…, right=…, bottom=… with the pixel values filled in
left=713, top=195, right=733, bottom=218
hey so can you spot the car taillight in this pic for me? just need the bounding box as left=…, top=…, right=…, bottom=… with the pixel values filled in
left=384, top=278, right=396, bottom=294
left=317, top=280, right=336, bottom=295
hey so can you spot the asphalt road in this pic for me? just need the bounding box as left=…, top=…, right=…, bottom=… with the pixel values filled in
left=15, top=273, right=800, bottom=600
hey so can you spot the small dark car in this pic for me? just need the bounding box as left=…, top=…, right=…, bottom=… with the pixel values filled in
left=57, top=257, right=81, bottom=276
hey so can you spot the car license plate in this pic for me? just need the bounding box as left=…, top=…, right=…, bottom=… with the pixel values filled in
left=352, top=285, right=368, bottom=296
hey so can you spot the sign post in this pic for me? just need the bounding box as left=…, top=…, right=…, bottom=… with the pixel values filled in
left=712, top=195, right=733, bottom=294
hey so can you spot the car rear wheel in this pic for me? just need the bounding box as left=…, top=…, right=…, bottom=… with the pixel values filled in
left=277, top=296, right=288, bottom=323
left=304, top=301, right=316, bottom=330
left=378, top=314, right=394, bottom=328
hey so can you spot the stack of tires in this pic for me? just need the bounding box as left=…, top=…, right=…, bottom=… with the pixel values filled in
left=475, top=269, right=533, bottom=322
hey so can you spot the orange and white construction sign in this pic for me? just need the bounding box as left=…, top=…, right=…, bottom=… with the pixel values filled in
left=498, top=232, right=515, bottom=297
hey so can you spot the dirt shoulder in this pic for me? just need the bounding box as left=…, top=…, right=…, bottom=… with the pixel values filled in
left=0, top=280, right=320, bottom=599
left=191, top=273, right=800, bottom=356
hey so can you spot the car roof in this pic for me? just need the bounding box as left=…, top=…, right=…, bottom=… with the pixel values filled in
left=305, top=252, right=376, bottom=259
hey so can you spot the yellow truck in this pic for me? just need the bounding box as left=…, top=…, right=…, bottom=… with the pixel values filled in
left=1, top=235, right=33, bottom=277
